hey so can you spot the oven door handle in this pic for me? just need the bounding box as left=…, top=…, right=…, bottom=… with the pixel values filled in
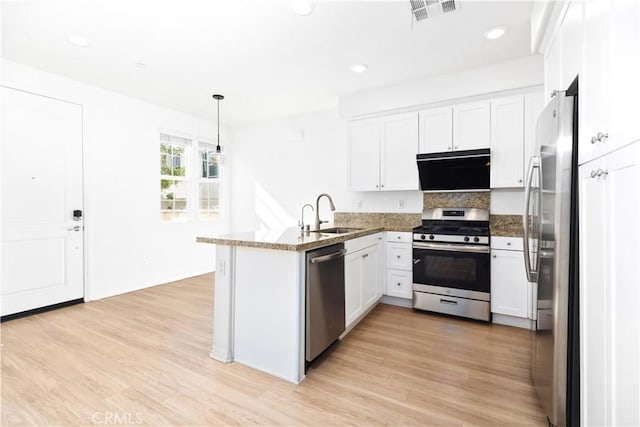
left=413, top=242, right=490, bottom=254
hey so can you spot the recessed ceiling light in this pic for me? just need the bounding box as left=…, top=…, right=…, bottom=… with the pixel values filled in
left=484, top=27, right=507, bottom=40
left=350, top=64, right=368, bottom=73
left=135, top=62, right=146, bottom=70
left=67, top=33, right=90, bottom=47
left=291, top=0, right=314, bottom=16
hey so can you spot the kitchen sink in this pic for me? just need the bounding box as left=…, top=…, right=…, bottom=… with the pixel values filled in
left=316, top=227, right=363, bottom=235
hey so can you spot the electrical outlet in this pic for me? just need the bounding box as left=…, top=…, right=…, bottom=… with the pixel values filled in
left=398, top=199, right=404, bottom=209
left=356, top=200, right=362, bottom=209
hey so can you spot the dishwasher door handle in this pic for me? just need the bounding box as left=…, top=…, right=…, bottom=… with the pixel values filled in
left=310, top=249, right=347, bottom=264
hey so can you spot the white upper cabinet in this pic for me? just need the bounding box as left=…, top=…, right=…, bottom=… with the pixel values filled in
left=580, top=0, right=611, bottom=165
left=347, top=113, right=418, bottom=192
left=490, top=95, right=525, bottom=188
left=347, top=118, right=380, bottom=191
left=560, top=0, right=583, bottom=89
left=609, top=0, right=640, bottom=153
left=419, top=107, right=453, bottom=153
left=524, top=92, right=545, bottom=165
left=453, top=100, right=491, bottom=151
left=544, top=34, right=562, bottom=101
left=380, top=113, right=419, bottom=191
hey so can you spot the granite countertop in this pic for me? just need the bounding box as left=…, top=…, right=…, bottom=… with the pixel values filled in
left=196, top=225, right=385, bottom=252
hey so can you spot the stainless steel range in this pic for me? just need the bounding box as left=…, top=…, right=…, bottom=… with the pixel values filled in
left=412, top=207, right=491, bottom=321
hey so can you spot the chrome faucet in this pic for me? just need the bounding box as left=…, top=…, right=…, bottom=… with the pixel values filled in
left=298, top=203, right=314, bottom=232
left=313, top=193, right=336, bottom=231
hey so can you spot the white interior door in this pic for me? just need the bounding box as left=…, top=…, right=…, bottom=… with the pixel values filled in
left=1, top=87, right=84, bottom=316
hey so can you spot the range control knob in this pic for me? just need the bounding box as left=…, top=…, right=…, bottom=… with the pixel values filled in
left=464, top=236, right=470, bottom=242
left=420, top=234, right=426, bottom=240
left=429, top=235, right=435, bottom=240
left=473, top=237, right=480, bottom=243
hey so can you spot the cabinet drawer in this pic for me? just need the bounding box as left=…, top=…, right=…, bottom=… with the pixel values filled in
left=491, top=236, right=524, bottom=251
left=385, top=269, right=412, bottom=299
left=345, top=233, right=381, bottom=254
left=386, top=231, right=412, bottom=243
left=386, top=243, right=412, bottom=270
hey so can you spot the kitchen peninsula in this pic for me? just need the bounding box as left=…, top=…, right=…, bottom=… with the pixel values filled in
left=197, top=226, right=384, bottom=384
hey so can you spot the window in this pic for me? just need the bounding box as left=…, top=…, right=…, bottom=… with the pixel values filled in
left=199, top=145, right=221, bottom=220
left=160, top=133, right=191, bottom=222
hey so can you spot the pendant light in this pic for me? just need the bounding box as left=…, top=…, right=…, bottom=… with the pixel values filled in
left=212, top=94, right=224, bottom=163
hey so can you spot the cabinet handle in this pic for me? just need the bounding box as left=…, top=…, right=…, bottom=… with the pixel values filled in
left=597, top=132, right=608, bottom=142
left=591, top=169, right=608, bottom=179
left=492, top=254, right=497, bottom=258
left=397, top=282, right=401, bottom=286
left=550, top=89, right=560, bottom=98
left=454, top=146, right=458, bottom=150
left=380, top=184, right=384, bottom=188
left=591, top=136, right=598, bottom=144
left=397, top=255, right=401, bottom=259
left=375, top=184, right=379, bottom=188
left=397, top=236, right=401, bottom=240
left=518, top=179, right=523, bottom=183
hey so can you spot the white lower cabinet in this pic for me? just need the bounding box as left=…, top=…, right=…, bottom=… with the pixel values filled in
left=384, top=232, right=413, bottom=300
left=491, top=248, right=528, bottom=318
left=580, top=141, right=640, bottom=427
left=490, top=237, right=535, bottom=328
left=344, top=234, right=382, bottom=330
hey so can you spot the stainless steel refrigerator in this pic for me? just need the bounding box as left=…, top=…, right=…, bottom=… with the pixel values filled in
left=523, top=80, right=580, bottom=427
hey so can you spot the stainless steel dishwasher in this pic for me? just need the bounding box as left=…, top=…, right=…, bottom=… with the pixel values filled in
left=306, top=243, right=346, bottom=362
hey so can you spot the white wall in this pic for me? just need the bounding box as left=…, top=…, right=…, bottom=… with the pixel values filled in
left=228, top=109, right=423, bottom=232
left=339, top=55, right=544, bottom=118
left=2, top=59, right=228, bottom=300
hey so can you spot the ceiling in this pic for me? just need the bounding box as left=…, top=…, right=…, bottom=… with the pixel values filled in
left=2, top=0, right=533, bottom=125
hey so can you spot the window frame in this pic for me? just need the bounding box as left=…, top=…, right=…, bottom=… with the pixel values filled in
left=196, top=140, right=223, bottom=223
left=158, top=131, right=224, bottom=224
left=159, top=133, right=192, bottom=223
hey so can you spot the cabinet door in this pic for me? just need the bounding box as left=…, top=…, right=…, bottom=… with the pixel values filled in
left=490, top=95, right=525, bottom=188
left=345, top=251, right=363, bottom=328
left=347, top=119, right=380, bottom=191
left=602, top=143, right=640, bottom=426
left=453, top=100, right=491, bottom=151
left=524, top=92, right=545, bottom=165
left=579, top=159, right=608, bottom=427
left=580, top=0, right=611, bottom=165
left=609, top=0, right=640, bottom=152
left=361, top=245, right=380, bottom=309
left=544, top=33, right=562, bottom=103
left=419, top=107, right=453, bottom=153
left=490, top=249, right=528, bottom=318
left=560, top=0, right=584, bottom=89
left=380, top=113, right=419, bottom=191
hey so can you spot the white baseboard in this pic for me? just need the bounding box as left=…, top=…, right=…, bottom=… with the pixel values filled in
left=380, top=295, right=413, bottom=308
left=492, top=313, right=535, bottom=330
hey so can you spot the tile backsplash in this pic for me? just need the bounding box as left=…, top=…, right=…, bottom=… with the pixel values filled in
left=423, top=191, right=490, bottom=210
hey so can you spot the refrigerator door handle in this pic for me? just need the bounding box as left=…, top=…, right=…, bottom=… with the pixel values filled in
left=523, top=156, right=540, bottom=282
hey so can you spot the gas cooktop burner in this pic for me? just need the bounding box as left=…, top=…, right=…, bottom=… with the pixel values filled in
left=413, top=207, right=490, bottom=245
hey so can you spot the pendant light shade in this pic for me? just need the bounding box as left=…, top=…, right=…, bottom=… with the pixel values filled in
left=212, top=94, right=224, bottom=163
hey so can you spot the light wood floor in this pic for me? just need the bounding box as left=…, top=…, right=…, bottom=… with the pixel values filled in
left=1, top=274, right=546, bottom=426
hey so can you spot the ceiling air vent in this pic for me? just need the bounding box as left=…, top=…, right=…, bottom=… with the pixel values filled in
left=410, top=0, right=458, bottom=22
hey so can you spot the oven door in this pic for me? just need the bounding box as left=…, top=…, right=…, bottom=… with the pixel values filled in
left=412, top=242, right=490, bottom=300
